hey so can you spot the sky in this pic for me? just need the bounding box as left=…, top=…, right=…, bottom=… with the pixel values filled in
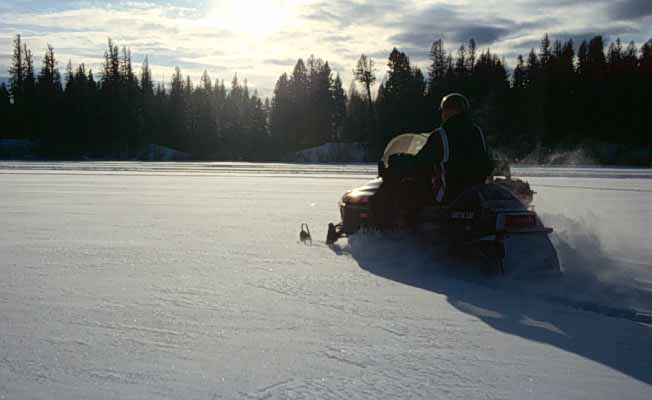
left=1, top=0, right=651, bottom=98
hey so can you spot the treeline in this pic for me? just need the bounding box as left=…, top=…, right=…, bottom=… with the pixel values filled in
left=270, top=56, right=347, bottom=153
left=1, top=33, right=651, bottom=163
left=342, top=35, right=651, bottom=160
left=269, top=34, right=651, bottom=162
left=1, top=35, right=270, bottom=159
left=510, top=35, right=652, bottom=158
left=268, top=43, right=512, bottom=157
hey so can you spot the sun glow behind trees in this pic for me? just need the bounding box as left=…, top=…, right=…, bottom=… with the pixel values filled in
left=206, top=0, right=299, bottom=36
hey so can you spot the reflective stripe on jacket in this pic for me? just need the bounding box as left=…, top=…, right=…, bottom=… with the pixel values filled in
left=415, top=113, right=490, bottom=203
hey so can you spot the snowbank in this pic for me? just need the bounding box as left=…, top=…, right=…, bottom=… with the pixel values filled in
left=294, top=142, right=368, bottom=163
left=0, top=139, right=35, bottom=159
left=137, top=144, right=192, bottom=161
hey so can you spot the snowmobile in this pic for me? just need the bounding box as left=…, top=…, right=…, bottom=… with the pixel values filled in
left=325, top=133, right=561, bottom=276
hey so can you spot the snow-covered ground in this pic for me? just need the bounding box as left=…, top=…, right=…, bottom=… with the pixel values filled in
left=0, top=162, right=650, bottom=399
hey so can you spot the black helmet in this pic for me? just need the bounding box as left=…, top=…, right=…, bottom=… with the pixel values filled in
left=440, top=93, right=470, bottom=113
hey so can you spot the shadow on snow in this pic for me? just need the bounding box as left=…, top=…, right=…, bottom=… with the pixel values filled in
left=330, top=229, right=652, bottom=385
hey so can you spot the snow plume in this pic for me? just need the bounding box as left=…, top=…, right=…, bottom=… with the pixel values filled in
left=536, top=213, right=652, bottom=313
left=543, top=148, right=597, bottom=165
left=519, top=145, right=598, bottom=165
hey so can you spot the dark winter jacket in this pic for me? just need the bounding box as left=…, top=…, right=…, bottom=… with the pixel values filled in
left=413, top=113, right=492, bottom=203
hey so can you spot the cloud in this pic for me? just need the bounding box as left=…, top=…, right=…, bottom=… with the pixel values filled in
left=264, top=58, right=298, bottom=66
left=389, top=31, right=439, bottom=49
left=608, top=0, right=652, bottom=20
left=1, top=0, right=652, bottom=100
left=302, top=0, right=409, bottom=27
left=391, top=24, right=513, bottom=49
left=385, top=3, right=556, bottom=51
left=321, top=33, right=353, bottom=42
left=451, top=26, right=513, bottom=45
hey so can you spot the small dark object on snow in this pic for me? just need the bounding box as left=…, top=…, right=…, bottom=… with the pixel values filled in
left=300, top=223, right=312, bottom=245
left=326, top=223, right=344, bottom=246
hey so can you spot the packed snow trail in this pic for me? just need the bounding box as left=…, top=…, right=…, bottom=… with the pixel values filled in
left=0, top=162, right=650, bottom=399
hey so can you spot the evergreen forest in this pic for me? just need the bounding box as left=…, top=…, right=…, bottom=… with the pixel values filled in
left=1, top=34, right=650, bottom=164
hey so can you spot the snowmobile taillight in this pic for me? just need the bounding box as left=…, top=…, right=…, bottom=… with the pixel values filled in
left=504, top=214, right=536, bottom=229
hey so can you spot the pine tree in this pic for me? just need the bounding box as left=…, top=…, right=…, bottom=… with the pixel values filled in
left=428, top=39, right=447, bottom=84
left=8, top=35, right=24, bottom=104
left=353, top=54, right=376, bottom=117
left=526, top=49, right=540, bottom=85
left=168, top=66, right=186, bottom=149
left=0, top=83, right=12, bottom=140
left=641, top=40, right=652, bottom=73
left=140, top=56, right=154, bottom=97
left=607, top=38, right=624, bottom=73
left=22, top=43, right=36, bottom=140
left=342, top=83, right=368, bottom=143
left=586, top=36, right=608, bottom=141
left=121, top=47, right=135, bottom=84
left=213, top=79, right=227, bottom=155
left=332, top=74, right=347, bottom=141
left=455, top=44, right=467, bottom=79
left=200, top=70, right=212, bottom=91
left=307, top=57, right=334, bottom=145
left=466, top=39, right=477, bottom=73
left=192, top=70, right=217, bottom=158
left=587, top=36, right=607, bottom=78
left=140, top=56, right=155, bottom=146
left=24, top=46, right=35, bottom=90
left=518, top=47, right=544, bottom=153
left=539, top=34, right=552, bottom=67
left=271, top=72, right=291, bottom=154
left=623, top=41, right=638, bottom=72
left=288, top=59, right=309, bottom=149
left=513, top=55, right=527, bottom=89
left=102, top=39, right=120, bottom=88
left=37, top=45, right=62, bottom=94
left=577, top=40, right=589, bottom=76
left=376, top=48, right=426, bottom=150
left=561, top=40, right=575, bottom=72
left=248, top=95, right=269, bottom=161
left=221, top=73, right=244, bottom=158
left=36, top=45, right=63, bottom=150
left=510, top=54, right=530, bottom=151
left=97, top=39, right=122, bottom=153
left=640, top=40, right=652, bottom=148
left=427, top=39, right=449, bottom=119
left=88, top=69, right=97, bottom=92
left=0, top=84, right=10, bottom=108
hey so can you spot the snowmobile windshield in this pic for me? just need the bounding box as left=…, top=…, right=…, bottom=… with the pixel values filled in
left=381, top=133, right=431, bottom=167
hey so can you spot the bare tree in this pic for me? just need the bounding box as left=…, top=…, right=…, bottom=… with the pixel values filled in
left=353, top=54, right=376, bottom=115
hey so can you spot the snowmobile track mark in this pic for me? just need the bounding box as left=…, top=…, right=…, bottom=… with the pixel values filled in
left=323, top=346, right=368, bottom=369
left=257, top=378, right=295, bottom=393
left=377, top=326, right=407, bottom=338
left=544, top=295, right=652, bottom=324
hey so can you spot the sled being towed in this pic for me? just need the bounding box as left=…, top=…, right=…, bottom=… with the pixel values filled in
left=326, top=133, right=561, bottom=276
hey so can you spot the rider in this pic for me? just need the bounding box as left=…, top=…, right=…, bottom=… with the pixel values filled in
left=370, top=93, right=491, bottom=228
left=414, top=93, right=491, bottom=204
